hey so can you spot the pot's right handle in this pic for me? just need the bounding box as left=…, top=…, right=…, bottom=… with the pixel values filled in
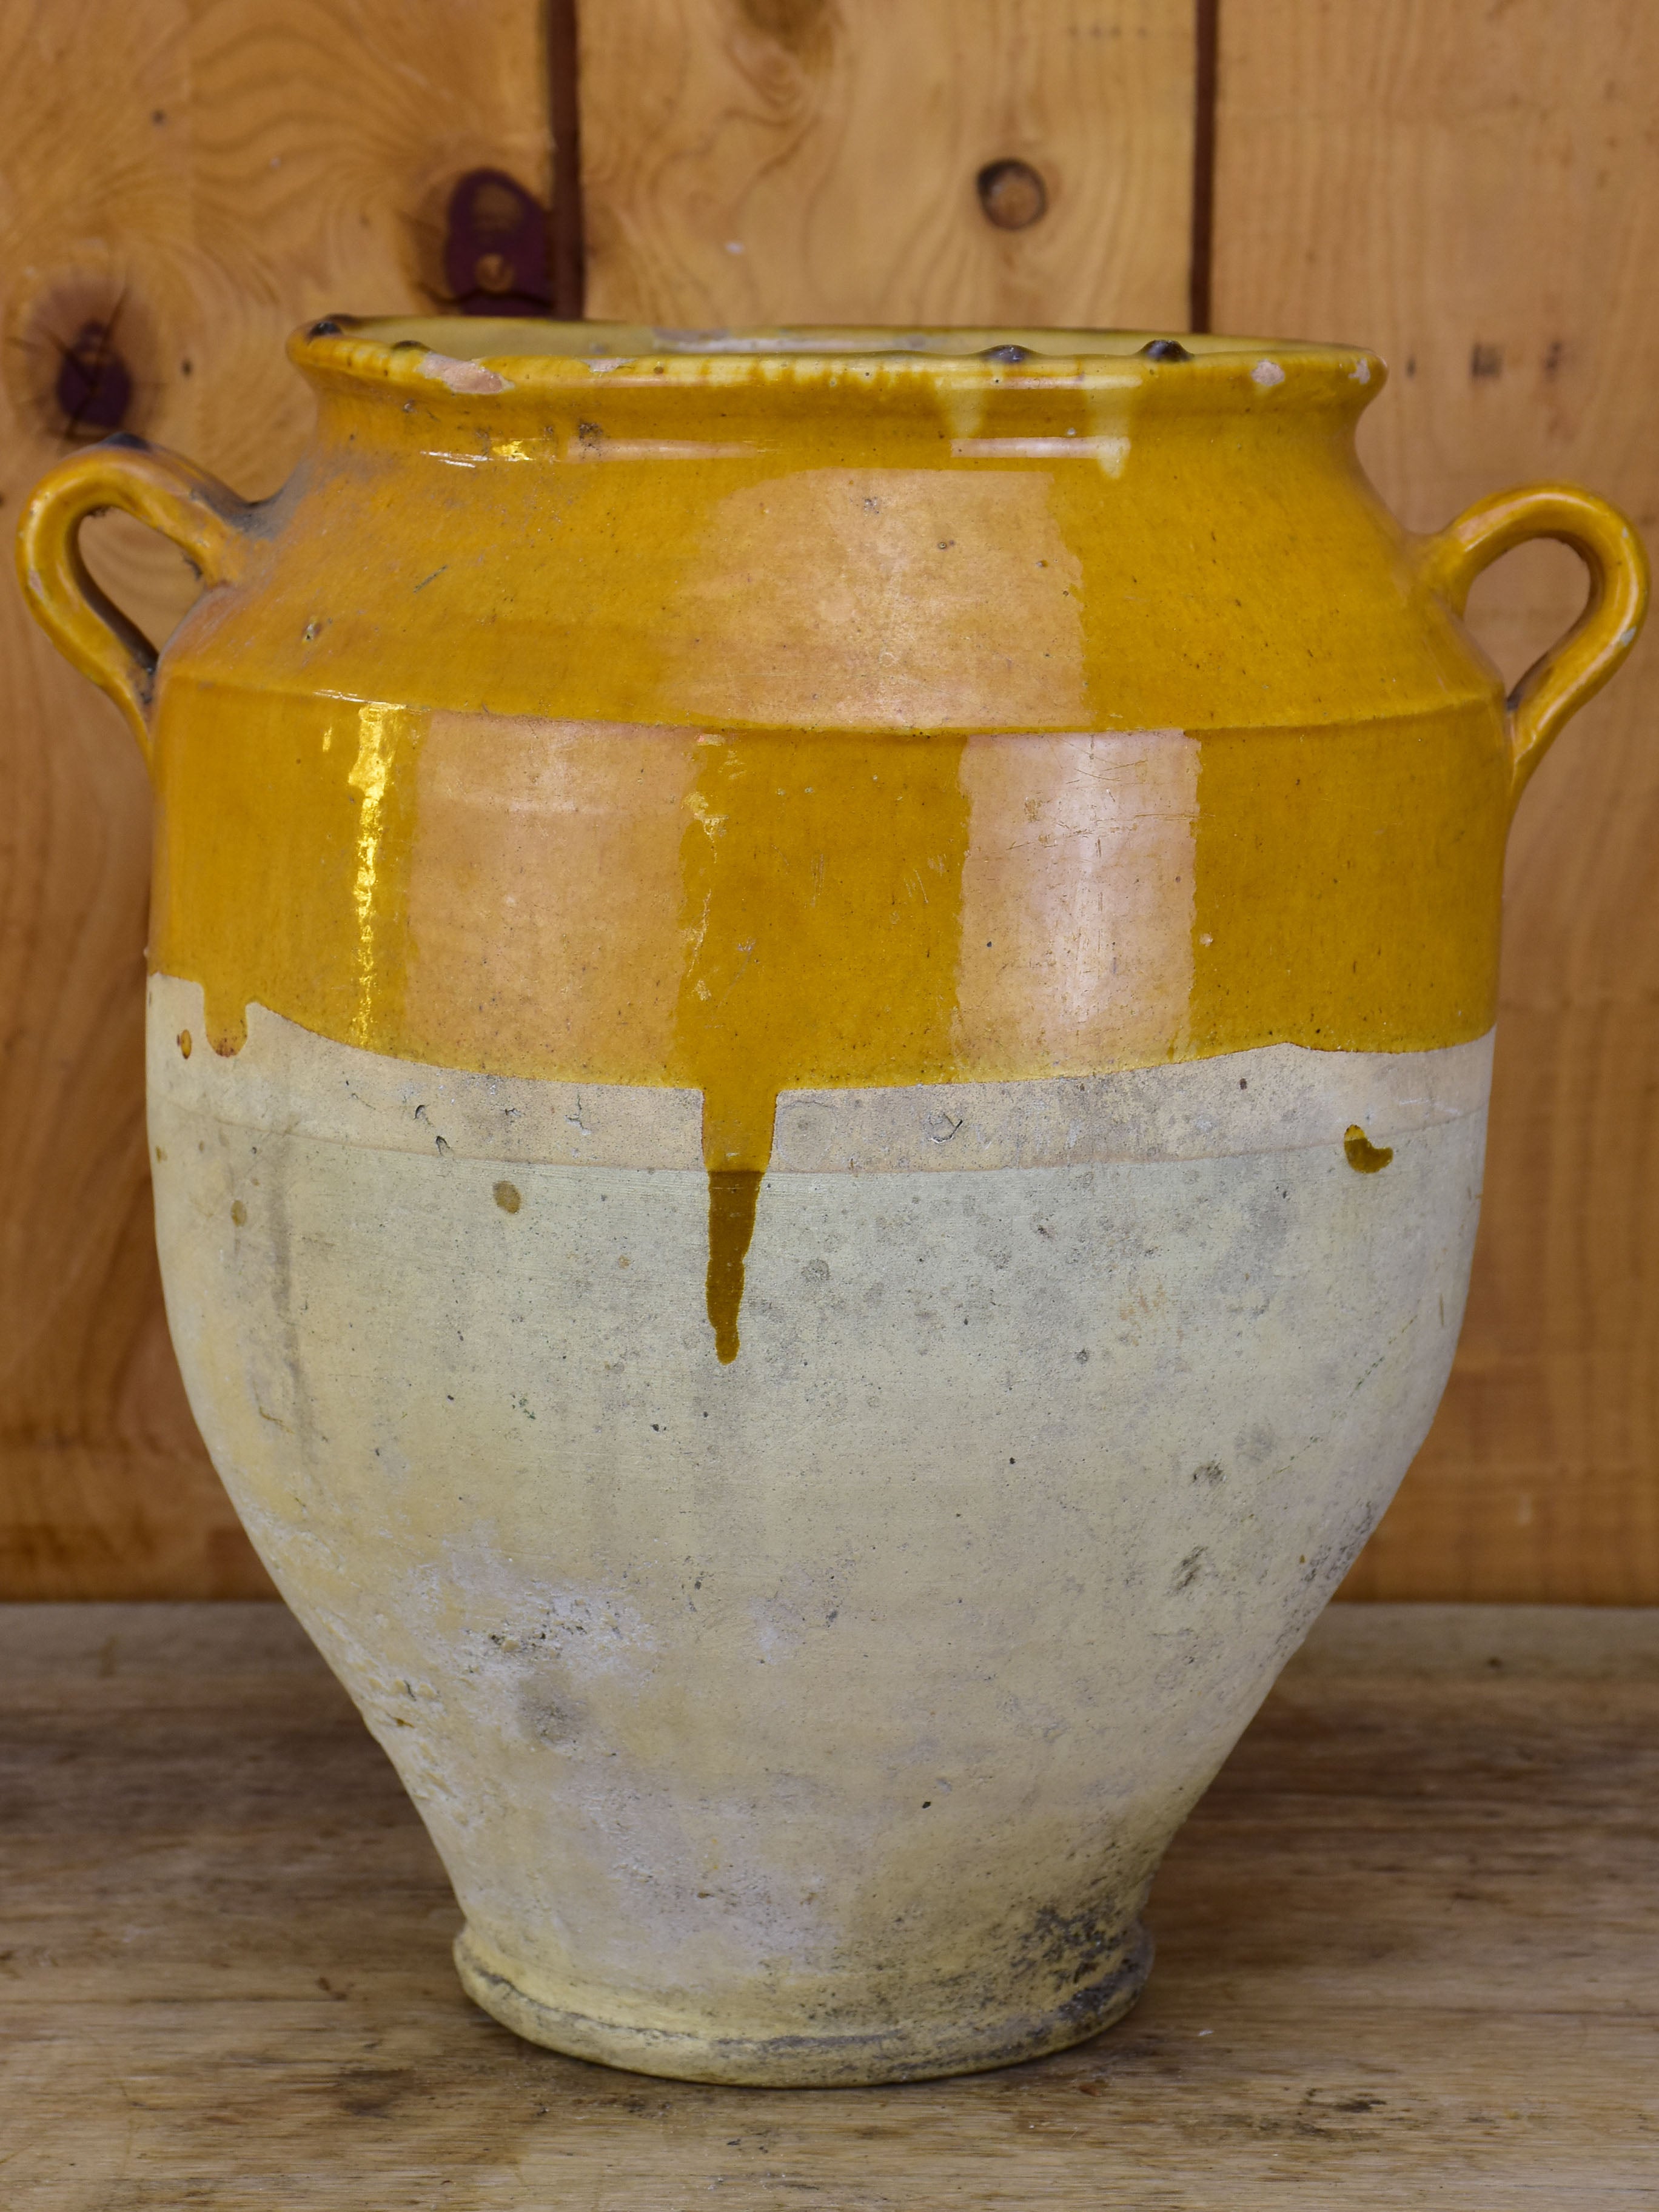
left=15, top=432, right=258, bottom=765
left=1421, top=484, right=1649, bottom=802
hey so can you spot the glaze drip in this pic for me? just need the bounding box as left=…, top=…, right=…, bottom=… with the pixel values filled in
left=671, top=729, right=971, bottom=1362
left=705, top=1170, right=762, bottom=1362
left=150, top=693, right=1510, bottom=1371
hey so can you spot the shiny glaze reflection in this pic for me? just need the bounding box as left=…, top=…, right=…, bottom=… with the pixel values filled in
left=150, top=699, right=1505, bottom=1358
left=140, top=325, right=1528, bottom=1359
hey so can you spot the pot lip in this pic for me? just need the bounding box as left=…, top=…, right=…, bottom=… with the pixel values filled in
left=289, top=315, right=1384, bottom=403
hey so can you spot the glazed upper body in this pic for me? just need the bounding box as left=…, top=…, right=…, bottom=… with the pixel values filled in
left=146, top=319, right=1514, bottom=1139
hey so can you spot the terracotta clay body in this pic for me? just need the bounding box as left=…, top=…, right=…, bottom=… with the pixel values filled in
left=19, top=323, right=1647, bottom=2083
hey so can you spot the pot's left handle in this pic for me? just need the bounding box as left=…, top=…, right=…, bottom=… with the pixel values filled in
left=15, top=432, right=258, bottom=765
left=1421, top=483, right=1649, bottom=802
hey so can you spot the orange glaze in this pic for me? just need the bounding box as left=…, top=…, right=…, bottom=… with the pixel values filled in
left=23, top=320, right=1642, bottom=1356
left=147, top=695, right=1507, bottom=1357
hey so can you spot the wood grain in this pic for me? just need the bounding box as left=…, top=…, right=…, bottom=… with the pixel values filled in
left=2, top=1599, right=1654, bottom=2207
left=0, top=0, right=551, bottom=1596
left=1211, top=0, right=1659, bottom=1602
left=580, top=0, right=1195, bottom=332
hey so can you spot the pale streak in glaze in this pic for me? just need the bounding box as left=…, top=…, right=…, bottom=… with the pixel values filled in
left=347, top=703, right=403, bottom=1045
left=662, top=471, right=1093, bottom=733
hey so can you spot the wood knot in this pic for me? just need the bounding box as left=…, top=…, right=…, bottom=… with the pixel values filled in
left=977, top=159, right=1048, bottom=231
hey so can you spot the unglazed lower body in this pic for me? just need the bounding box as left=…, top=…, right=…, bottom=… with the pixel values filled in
left=147, top=976, right=1490, bottom=2085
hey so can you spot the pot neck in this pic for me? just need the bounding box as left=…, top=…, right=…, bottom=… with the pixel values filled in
left=289, top=317, right=1384, bottom=451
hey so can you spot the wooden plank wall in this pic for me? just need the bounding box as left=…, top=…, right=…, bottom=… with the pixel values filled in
left=0, top=1, right=549, bottom=1595
left=579, top=0, right=1194, bottom=331
left=1212, top=0, right=1659, bottom=1601
left=0, top=0, right=1652, bottom=1600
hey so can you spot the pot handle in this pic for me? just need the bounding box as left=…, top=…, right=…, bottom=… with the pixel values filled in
left=15, top=432, right=258, bottom=765
left=1421, top=483, right=1649, bottom=800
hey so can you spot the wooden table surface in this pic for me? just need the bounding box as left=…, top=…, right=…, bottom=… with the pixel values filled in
left=2, top=1601, right=1655, bottom=2209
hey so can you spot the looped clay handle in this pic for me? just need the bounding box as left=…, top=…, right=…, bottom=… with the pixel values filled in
left=15, top=433, right=257, bottom=763
left=1422, top=483, right=1649, bottom=802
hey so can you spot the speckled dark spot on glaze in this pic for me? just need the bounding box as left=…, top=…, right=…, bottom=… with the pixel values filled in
left=1140, top=338, right=1193, bottom=363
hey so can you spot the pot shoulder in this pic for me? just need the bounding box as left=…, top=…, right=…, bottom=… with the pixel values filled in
left=160, top=424, right=1498, bottom=736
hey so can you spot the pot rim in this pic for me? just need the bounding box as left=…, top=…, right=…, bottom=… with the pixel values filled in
left=289, top=315, right=1384, bottom=404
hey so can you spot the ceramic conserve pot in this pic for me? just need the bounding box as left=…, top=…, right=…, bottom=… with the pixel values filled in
left=19, top=320, right=1647, bottom=2085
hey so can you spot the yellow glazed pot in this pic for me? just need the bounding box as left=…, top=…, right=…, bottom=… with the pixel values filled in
left=18, top=320, right=1647, bottom=2085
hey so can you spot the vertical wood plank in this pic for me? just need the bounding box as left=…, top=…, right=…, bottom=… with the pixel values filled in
left=1213, top=0, right=1659, bottom=1601
left=548, top=0, right=588, bottom=316
left=581, top=0, right=1196, bottom=332
left=0, top=0, right=550, bottom=1596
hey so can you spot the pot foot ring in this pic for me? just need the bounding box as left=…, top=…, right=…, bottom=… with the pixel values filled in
left=453, top=1920, right=1154, bottom=2087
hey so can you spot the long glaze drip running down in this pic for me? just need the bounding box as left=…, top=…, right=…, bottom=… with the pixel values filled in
left=675, top=732, right=967, bottom=1359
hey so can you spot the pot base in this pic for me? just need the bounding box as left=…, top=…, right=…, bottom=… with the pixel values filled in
left=454, top=1923, right=1155, bottom=2087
